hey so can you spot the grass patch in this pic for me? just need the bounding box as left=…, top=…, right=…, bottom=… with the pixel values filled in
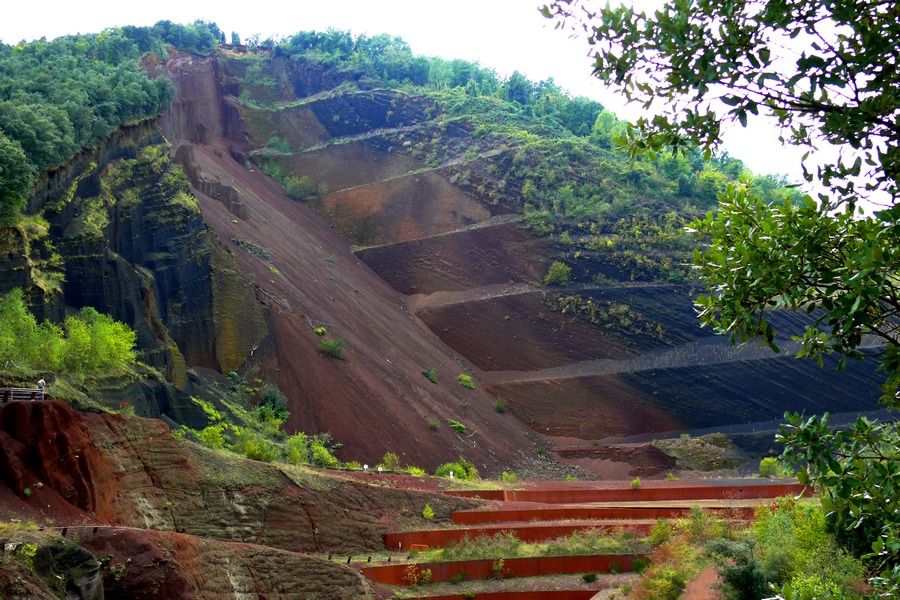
left=318, top=338, right=345, bottom=359
left=422, top=367, right=438, bottom=384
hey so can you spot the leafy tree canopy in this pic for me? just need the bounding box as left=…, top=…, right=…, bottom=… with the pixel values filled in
left=0, top=20, right=226, bottom=221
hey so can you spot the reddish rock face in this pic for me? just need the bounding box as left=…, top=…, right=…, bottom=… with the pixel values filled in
left=0, top=399, right=471, bottom=551
left=0, top=400, right=115, bottom=519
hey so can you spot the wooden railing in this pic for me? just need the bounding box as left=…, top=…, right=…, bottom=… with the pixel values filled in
left=0, top=388, right=46, bottom=403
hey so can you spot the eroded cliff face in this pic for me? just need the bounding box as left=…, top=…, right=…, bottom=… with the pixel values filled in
left=7, top=116, right=266, bottom=399
left=0, top=400, right=468, bottom=598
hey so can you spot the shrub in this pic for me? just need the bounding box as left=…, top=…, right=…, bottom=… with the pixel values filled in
left=435, top=457, right=478, bottom=481
left=493, top=397, right=509, bottom=413
left=491, top=558, right=506, bottom=579
left=285, top=432, right=309, bottom=465
left=422, top=367, right=438, bottom=384
left=266, top=136, right=292, bottom=153
left=650, top=519, right=672, bottom=546
left=406, top=465, right=426, bottom=476
left=422, top=503, right=435, bottom=520
left=500, top=471, right=518, bottom=483
left=403, top=564, right=432, bottom=585
left=381, top=452, right=401, bottom=471
left=446, top=419, right=468, bottom=434
left=640, top=567, right=686, bottom=599
left=0, top=290, right=137, bottom=376
left=427, top=417, right=440, bottom=430
left=318, top=338, right=345, bottom=359
left=259, top=383, right=288, bottom=416
left=544, top=260, right=572, bottom=285
left=582, top=571, right=599, bottom=583
left=457, top=374, right=475, bottom=389
left=631, top=477, right=642, bottom=489
left=759, top=457, right=779, bottom=478
left=284, top=174, right=318, bottom=201
left=198, top=424, right=227, bottom=449
left=238, top=431, right=280, bottom=462
left=314, top=327, right=326, bottom=336
left=311, top=437, right=340, bottom=468
left=449, top=571, right=468, bottom=585
left=634, top=557, right=652, bottom=574
left=758, top=456, right=792, bottom=478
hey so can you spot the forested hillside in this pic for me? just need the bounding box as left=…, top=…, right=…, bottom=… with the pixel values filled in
left=0, top=21, right=226, bottom=221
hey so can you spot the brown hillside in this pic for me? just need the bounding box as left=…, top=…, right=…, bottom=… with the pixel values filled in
left=157, top=53, right=535, bottom=472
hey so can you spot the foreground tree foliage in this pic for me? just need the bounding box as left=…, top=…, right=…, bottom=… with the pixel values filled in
left=544, top=0, right=900, bottom=593
left=0, top=289, right=136, bottom=375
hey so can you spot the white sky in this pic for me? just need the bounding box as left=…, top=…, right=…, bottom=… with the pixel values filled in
left=1, top=0, right=805, bottom=181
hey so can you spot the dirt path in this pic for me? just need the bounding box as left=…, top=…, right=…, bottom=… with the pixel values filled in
left=683, top=565, right=722, bottom=600
left=481, top=337, right=804, bottom=385
left=354, top=213, right=524, bottom=253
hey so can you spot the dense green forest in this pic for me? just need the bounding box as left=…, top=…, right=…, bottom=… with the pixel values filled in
left=0, top=20, right=224, bottom=222
left=249, top=29, right=799, bottom=219
left=0, top=21, right=798, bottom=226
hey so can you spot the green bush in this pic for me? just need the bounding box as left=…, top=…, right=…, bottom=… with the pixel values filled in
left=422, top=503, right=435, bottom=520
left=457, top=374, right=475, bottom=389
left=314, top=327, right=327, bottom=336
left=284, top=175, right=318, bottom=201
left=237, top=430, right=280, bottom=462
left=198, top=424, right=227, bottom=449
left=285, top=432, right=309, bottom=465
left=0, top=290, right=137, bottom=377
left=266, top=136, right=293, bottom=153
left=758, top=456, right=792, bottom=478
left=634, top=557, right=651, bottom=574
left=446, top=419, right=468, bottom=434
left=381, top=452, right=400, bottom=471
left=318, top=338, right=345, bottom=359
left=310, top=437, right=340, bottom=468
left=259, top=383, right=289, bottom=416
left=641, top=567, right=686, bottom=599
left=427, top=417, right=440, bottom=430
left=493, top=397, right=509, bottom=413
left=631, top=477, right=642, bottom=489
left=500, top=471, right=518, bottom=483
left=433, top=456, right=478, bottom=480
left=422, top=367, right=438, bottom=384
left=544, top=261, right=572, bottom=285
left=582, top=571, right=598, bottom=583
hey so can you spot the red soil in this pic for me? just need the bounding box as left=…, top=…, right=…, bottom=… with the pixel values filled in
left=159, top=55, right=535, bottom=472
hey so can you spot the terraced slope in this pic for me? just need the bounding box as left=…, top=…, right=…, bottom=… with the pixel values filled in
left=148, top=47, right=887, bottom=479
left=363, top=479, right=806, bottom=598
left=216, top=56, right=885, bottom=477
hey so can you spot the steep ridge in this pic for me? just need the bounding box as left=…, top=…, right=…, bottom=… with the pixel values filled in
left=156, top=52, right=536, bottom=471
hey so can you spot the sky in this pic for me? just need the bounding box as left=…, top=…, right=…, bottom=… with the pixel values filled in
left=1, top=0, right=806, bottom=182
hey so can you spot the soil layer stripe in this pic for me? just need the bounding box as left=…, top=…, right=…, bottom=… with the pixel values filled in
left=363, top=554, right=645, bottom=585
